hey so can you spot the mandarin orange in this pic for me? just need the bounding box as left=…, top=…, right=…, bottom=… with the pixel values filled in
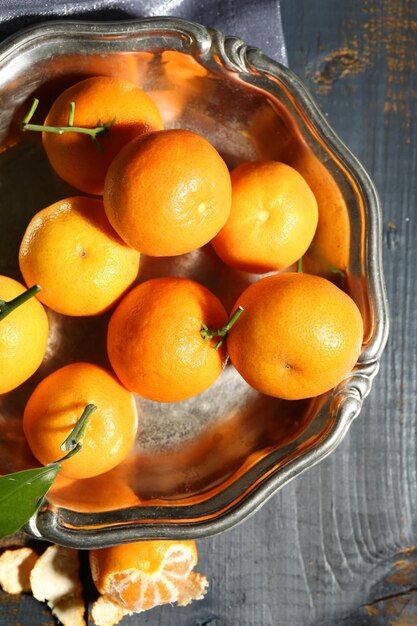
left=23, top=362, right=138, bottom=479
left=211, top=161, right=318, bottom=273
left=103, top=129, right=232, bottom=256
left=0, top=276, right=48, bottom=394
left=42, top=76, right=163, bottom=195
left=288, top=143, right=351, bottom=276
left=19, top=196, right=140, bottom=316
left=227, top=272, right=364, bottom=400
left=89, top=540, right=208, bottom=616
left=107, top=277, right=228, bottom=402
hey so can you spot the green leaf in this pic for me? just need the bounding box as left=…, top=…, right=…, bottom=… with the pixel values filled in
left=0, top=403, right=96, bottom=539
left=0, top=464, right=60, bottom=539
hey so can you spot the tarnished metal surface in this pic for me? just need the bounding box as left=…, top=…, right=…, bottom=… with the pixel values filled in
left=0, top=17, right=388, bottom=547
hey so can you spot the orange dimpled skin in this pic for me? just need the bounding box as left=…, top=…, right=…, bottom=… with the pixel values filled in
left=103, top=129, right=232, bottom=256
left=212, top=161, right=318, bottom=273
left=0, top=276, right=48, bottom=394
left=42, top=76, right=163, bottom=195
left=227, top=273, right=364, bottom=400
left=89, top=540, right=203, bottom=613
left=19, top=196, right=140, bottom=316
left=23, top=362, right=138, bottom=479
left=107, top=277, right=228, bottom=402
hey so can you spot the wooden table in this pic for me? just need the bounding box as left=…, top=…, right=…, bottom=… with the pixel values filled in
left=1, top=0, right=416, bottom=624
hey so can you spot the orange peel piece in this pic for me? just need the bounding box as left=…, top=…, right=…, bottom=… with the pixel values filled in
left=30, top=545, right=86, bottom=626
left=90, top=595, right=130, bottom=626
left=0, top=547, right=39, bottom=594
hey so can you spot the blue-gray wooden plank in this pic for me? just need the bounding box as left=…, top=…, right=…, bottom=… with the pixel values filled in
left=1, top=0, right=416, bottom=624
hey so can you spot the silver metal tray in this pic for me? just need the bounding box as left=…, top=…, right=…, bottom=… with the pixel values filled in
left=0, top=17, right=389, bottom=548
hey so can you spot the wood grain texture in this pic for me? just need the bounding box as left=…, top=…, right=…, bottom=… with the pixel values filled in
left=1, top=1, right=416, bottom=625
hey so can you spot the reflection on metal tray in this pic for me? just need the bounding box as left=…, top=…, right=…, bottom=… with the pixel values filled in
left=0, top=17, right=388, bottom=548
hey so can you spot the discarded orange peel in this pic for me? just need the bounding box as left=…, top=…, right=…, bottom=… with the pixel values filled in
left=0, top=540, right=208, bottom=626
left=30, top=545, right=86, bottom=626
left=0, top=547, right=39, bottom=594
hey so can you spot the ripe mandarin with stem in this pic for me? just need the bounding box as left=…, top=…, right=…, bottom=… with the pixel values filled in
left=0, top=277, right=48, bottom=394
left=103, top=129, right=232, bottom=256
left=19, top=196, right=140, bottom=316
left=23, top=362, right=138, bottom=479
left=38, top=76, right=163, bottom=195
left=212, top=161, right=318, bottom=273
left=227, top=272, right=364, bottom=400
left=107, top=277, right=234, bottom=402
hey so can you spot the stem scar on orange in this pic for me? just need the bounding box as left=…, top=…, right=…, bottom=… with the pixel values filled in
left=18, top=196, right=140, bottom=317
left=211, top=161, right=318, bottom=273
left=0, top=277, right=48, bottom=394
left=103, top=129, right=232, bottom=256
left=226, top=272, right=364, bottom=400
left=23, top=362, right=138, bottom=480
left=41, top=76, right=164, bottom=195
left=107, top=277, right=229, bottom=403
left=89, top=540, right=208, bottom=616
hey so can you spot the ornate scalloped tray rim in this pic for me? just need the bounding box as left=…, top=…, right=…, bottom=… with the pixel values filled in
left=25, top=362, right=381, bottom=547
left=0, top=17, right=389, bottom=547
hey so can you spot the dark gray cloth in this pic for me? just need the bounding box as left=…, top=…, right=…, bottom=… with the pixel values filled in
left=0, top=0, right=287, bottom=65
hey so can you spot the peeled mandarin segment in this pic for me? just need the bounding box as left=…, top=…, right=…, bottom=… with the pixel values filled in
left=18, top=196, right=140, bottom=317
left=103, top=129, right=232, bottom=256
left=22, top=362, right=138, bottom=479
left=42, top=76, right=163, bottom=195
left=176, top=571, right=209, bottom=606
left=0, top=276, right=48, bottom=394
left=107, top=277, right=228, bottom=402
left=90, top=541, right=198, bottom=594
left=227, top=272, right=364, bottom=400
left=211, top=161, right=318, bottom=274
left=89, top=540, right=204, bottom=614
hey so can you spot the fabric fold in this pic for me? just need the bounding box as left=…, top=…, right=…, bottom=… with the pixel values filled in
left=0, top=0, right=287, bottom=64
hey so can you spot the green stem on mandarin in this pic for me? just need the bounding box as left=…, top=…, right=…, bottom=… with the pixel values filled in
left=20, top=98, right=116, bottom=152
left=21, top=97, right=40, bottom=124
left=201, top=305, right=244, bottom=350
left=55, top=442, right=83, bottom=463
left=21, top=121, right=111, bottom=138
left=0, top=284, right=41, bottom=322
left=297, top=257, right=303, bottom=273
left=60, top=403, right=97, bottom=454
left=67, top=101, right=75, bottom=127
